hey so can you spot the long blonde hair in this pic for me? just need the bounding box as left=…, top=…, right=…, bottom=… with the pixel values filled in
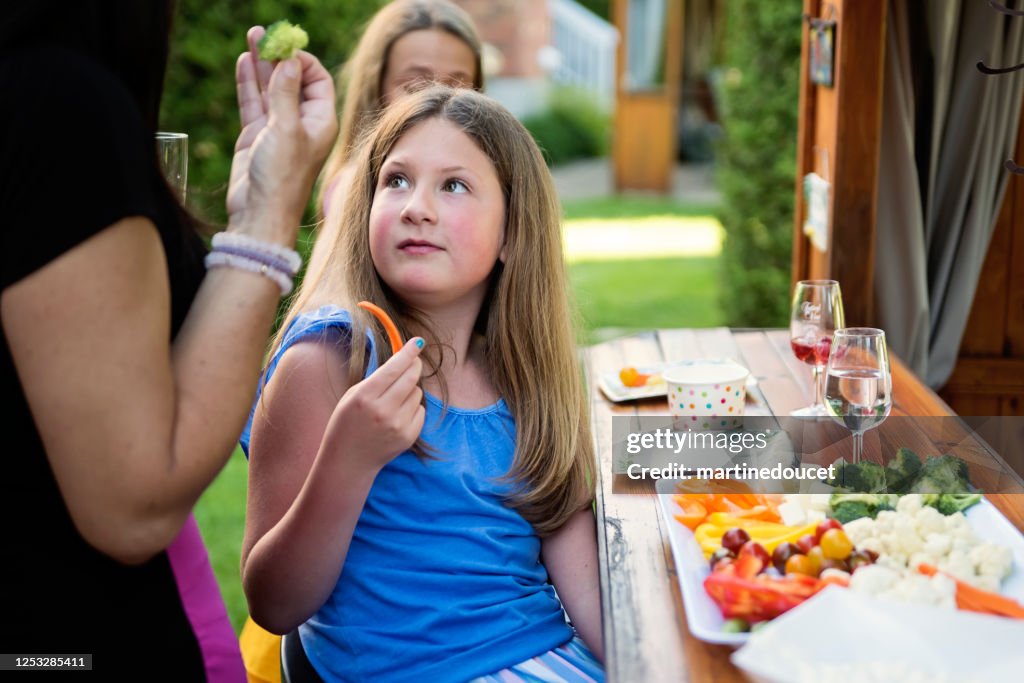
left=316, top=0, right=483, bottom=212
left=276, top=87, right=594, bottom=535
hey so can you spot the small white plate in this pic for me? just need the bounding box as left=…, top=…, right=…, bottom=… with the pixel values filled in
left=654, top=485, right=1024, bottom=646
left=599, top=359, right=755, bottom=403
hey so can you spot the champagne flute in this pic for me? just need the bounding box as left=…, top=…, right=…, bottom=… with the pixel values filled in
left=824, top=328, right=892, bottom=464
left=155, top=131, right=188, bottom=201
left=790, top=280, right=844, bottom=416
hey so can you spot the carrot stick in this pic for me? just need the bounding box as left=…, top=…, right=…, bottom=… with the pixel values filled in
left=357, top=301, right=404, bottom=354
left=917, top=563, right=1024, bottom=619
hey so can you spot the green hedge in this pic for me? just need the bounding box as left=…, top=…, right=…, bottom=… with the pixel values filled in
left=160, top=1, right=387, bottom=225
left=715, top=0, right=802, bottom=326
left=521, top=88, right=610, bottom=166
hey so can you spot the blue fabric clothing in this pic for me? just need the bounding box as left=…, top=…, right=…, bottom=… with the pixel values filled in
left=240, top=306, right=574, bottom=682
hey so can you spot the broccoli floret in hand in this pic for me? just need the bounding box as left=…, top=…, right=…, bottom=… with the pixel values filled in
left=258, top=20, right=309, bottom=61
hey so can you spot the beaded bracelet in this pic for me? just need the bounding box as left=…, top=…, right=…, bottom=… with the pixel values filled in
left=204, top=251, right=294, bottom=296
left=212, top=244, right=297, bottom=276
left=210, top=232, right=302, bottom=276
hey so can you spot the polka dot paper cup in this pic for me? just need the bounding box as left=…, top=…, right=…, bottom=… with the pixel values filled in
left=664, top=360, right=750, bottom=431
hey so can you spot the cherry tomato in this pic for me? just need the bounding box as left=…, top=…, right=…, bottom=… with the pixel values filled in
left=820, top=528, right=854, bottom=560
left=771, top=542, right=800, bottom=573
left=806, top=546, right=826, bottom=576
left=785, top=553, right=816, bottom=577
left=796, top=534, right=818, bottom=555
left=722, top=528, right=752, bottom=555
left=815, top=518, right=843, bottom=543
left=739, top=541, right=771, bottom=569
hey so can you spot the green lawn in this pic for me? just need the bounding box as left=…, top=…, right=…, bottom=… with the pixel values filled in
left=196, top=196, right=724, bottom=633
left=194, top=448, right=249, bottom=633
left=571, top=256, right=724, bottom=343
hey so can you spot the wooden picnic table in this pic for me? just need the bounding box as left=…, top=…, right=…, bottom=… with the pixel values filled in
left=583, top=328, right=1024, bottom=683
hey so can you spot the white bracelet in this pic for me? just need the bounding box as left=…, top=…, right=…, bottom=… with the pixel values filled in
left=204, top=251, right=294, bottom=296
left=211, top=231, right=302, bottom=276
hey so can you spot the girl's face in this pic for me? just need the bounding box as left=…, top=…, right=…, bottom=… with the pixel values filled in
left=369, top=118, right=506, bottom=312
left=381, top=29, right=476, bottom=105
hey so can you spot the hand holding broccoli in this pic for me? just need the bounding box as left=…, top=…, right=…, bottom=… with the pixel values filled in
left=258, top=20, right=309, bottom=61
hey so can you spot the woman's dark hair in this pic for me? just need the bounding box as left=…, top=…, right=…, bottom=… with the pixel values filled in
left=0, top=2, right=176, bottom=133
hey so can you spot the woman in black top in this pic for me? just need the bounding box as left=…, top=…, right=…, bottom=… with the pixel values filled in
left=0, top=2, right=336, bottom=678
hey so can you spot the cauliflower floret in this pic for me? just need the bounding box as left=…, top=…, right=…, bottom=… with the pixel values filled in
left=950, top=536, right=975, bottom=555
left=883, top=573, right=954, bottom=608
left=849, top=564, right=900, bottom=595
left=970, top=543, right=1013, bottom=582
left=943, top=513, right=972, bottom=538
left=896, top=494, right=924, bottom=514
left=859, top=536, right=886, bottom=557
left=874, top=510, right=898, bottom=530
left=938, top=550, right=975, bottom=583
left=908, top=551, right=939, bottom=571
left=892, top=519, right=924, bottom=555
left=842, top=517, right=875, bottom=544
left=923, top=532, right=952, bottom=559
left=913, top=505, right=947, bottom=535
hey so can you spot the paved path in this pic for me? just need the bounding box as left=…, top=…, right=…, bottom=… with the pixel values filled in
left=551, top=158, right=720, bottom=204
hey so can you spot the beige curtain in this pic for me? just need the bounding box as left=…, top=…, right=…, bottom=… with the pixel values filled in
left=874, top=0, right=1024, bottom=388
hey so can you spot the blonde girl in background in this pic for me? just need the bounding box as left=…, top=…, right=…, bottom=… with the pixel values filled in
left=240, top=86, right=604, bottom=682
left=306, top=0, right=483, bottom=283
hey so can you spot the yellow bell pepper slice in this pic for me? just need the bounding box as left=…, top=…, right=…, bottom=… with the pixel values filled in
left=695, top=518, right=818, bottom=559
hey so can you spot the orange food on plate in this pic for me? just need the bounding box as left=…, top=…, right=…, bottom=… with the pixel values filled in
left=672, top=495, right=707, bottom=530
left=619, top=366, right=649, bottom=387
left=918, top=563, right=1024, bottom=619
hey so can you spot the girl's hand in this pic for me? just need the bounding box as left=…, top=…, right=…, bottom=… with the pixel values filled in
left=228, top=26, right=337, bottom=244
left=322, top=339, right=426, bottom=470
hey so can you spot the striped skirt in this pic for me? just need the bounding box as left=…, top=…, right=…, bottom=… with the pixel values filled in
left=469, top=636, right=605, bottom=683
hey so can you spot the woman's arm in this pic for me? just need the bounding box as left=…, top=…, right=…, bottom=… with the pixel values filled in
left=242, top=338, right=425, bottom=634
left=2, top=218, right=283, bottom=563
left=541, top=506, right=605, bottom=662
left=0, top=34, right=336, bottom=566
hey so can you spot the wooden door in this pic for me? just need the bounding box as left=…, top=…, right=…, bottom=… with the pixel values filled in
left=612, top=0, right=684, bottom=192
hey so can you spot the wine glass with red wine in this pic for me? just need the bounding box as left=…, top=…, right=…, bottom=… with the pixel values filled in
left=789, top=280, right=844, bottom=416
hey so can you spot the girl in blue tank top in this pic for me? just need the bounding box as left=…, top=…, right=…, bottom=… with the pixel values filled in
left=240, top=86, right=604, bottom=683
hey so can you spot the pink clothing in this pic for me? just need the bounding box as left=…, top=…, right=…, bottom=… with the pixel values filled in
left=167, top=514, right=247, bottom=683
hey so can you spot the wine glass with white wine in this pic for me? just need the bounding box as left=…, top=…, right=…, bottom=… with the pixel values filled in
left=824, top=328, right=892, bottom=464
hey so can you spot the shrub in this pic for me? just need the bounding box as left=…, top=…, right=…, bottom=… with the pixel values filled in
left=715, top=0, right=802, bottom=326
left=160, top=0, right=387, bottom=225
left=521, top=88, right=610, bottom=166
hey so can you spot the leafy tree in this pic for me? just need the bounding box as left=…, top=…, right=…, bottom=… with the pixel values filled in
left=160, top=0, right=387, bottom=225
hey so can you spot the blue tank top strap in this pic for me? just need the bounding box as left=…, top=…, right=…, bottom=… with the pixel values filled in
left=238, top=305, right=377, bottom=456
